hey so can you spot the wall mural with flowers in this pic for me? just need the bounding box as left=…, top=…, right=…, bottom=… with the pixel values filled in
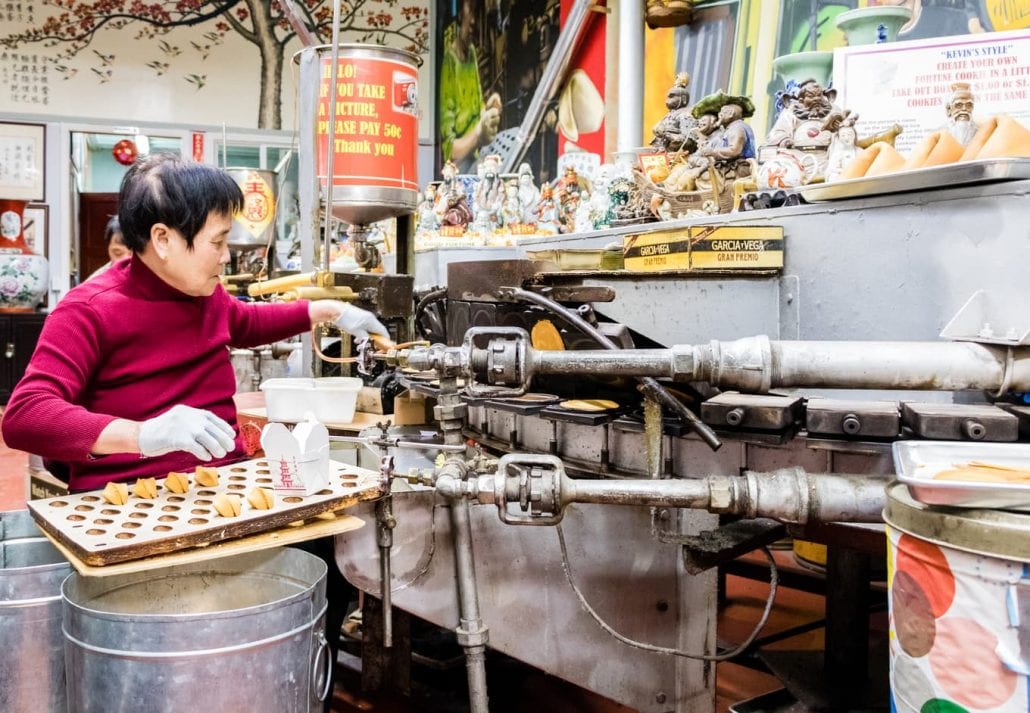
left=0, top=0, right=430, bottom=132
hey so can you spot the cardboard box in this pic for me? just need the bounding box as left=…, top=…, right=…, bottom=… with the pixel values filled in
left=624, top=225, right=784, bottom=272
left=27, top=467, right=68, bottom=500
left=393, top=392, right=431, bottom=426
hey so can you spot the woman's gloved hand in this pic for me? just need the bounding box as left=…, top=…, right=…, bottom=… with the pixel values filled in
left=334, top=303, right=390, bottom=342
left=138, top=405, right=236, bottom=461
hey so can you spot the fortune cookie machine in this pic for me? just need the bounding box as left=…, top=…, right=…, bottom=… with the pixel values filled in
left=326, top=172, right=1030, bottom=713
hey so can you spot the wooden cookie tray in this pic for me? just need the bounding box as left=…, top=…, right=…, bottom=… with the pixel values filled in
left=28, top=457, right=383, bottom=566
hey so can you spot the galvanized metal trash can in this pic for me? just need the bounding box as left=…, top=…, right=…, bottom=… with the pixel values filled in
left=0, top=509, right=73, bottom=713
left=885, top=482, right=1030, bottom=713
left=63, top=548, right=329, bottom=713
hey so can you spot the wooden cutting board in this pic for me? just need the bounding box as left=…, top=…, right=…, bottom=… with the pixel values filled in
left=28, top=457, right=382, bottom=566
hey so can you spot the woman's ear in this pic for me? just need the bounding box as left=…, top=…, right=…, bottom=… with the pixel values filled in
left=150, top=223, right=172, bottom=260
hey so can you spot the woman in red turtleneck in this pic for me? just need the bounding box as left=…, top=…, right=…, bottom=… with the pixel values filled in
left=2, top=152, right=390, bottom=493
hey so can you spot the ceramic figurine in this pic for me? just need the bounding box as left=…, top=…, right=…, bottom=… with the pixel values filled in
left=556, top=167, right=583, bottom=233
left=435, top=162, right=473, bottom=230
left=944, top=82, right=979, bottom=146
left=693, top=92, right=756, bottom=191
left=517, top=163, right=540, bottom=224
left=573, top=190, right=595, bottom=233
left=760, top=79, right=846, bottom=186
left=470, top=154, right=503, bottom=234
left=534, top=183, right=561, bottom=235
left=500, top=179, right=523, bottom=229
left=416, top=184, right=440, bottom=233
left=650, top=73, right=698, bottom=154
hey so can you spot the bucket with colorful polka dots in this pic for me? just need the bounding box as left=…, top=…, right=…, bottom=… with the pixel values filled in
left=886, top=482, right=1030, bottom=713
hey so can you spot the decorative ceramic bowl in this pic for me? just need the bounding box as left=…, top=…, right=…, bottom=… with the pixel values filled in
left=0, top=253, right=48, bottom=311
left=772, top=51, right=834, bottom=87
left=835, top=6, right=913, bottom=46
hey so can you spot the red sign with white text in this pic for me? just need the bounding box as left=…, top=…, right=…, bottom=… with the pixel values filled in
left=316, top=55, right=418, bottom=192
left=191, top=132, right=204, bottom=162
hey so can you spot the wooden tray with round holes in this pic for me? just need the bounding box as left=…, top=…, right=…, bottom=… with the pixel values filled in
left=27, top=457, right=383, bottom=566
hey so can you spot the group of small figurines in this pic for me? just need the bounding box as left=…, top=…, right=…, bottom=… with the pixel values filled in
left=416, top=73, right=986, bottom=242
left=416, top=153, right=634, bottom=243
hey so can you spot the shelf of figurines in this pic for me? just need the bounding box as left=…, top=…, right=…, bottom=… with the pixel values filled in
left=415, top=77, right=1029, bottom=255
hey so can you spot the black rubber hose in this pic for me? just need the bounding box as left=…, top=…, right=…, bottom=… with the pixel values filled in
left=500, top=287, right=721, bottom=451
left=413, top=287, right=448, bottom=339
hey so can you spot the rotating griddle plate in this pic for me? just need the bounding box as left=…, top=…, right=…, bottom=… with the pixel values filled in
left=486, top=393, right=561, bottom=415
left=540, top=399, right=624, bottom=426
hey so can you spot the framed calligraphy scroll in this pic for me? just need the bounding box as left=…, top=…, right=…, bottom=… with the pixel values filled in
left=0, top=122, right=45, bottom=202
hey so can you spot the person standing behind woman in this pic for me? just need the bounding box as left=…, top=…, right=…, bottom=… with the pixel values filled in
left=87, top=215, right=131, bottom=280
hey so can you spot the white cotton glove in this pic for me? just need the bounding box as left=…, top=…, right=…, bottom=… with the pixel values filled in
left=334, top=303, right=389, bottom=342
left=138, top=405, right=236, bottom=461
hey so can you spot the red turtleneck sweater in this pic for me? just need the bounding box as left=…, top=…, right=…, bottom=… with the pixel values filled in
left=2, top=257, right=310, bottom=492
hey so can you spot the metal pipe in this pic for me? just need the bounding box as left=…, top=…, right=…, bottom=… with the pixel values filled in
left=437, top=379, right=490, bottom=713
left=521, top=336, right=1030, bottom=393
left=502, top=0, right=596, bottom=173
left=530, top=348, right=690, bottom=377
left=564, top=478, right=711, bottom=508
left=700, top=337, right=1030, bottom=393
left=726, top=469, right=886, bottom=524
left=616, top=0, right=645, bottom=152
left=322, top=0, right=343, bottom=275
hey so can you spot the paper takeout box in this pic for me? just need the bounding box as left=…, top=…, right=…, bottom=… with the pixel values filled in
left=260, top=415, right=330, bottom=496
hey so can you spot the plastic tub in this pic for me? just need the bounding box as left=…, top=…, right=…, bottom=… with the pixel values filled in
left=311, top=377, right=362, bottom=424
left=260, top=377, right=315, bottom=422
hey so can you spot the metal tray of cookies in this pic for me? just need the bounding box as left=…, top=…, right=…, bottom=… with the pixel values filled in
left=892, top=440, right=1030, bottom=510
left=800, top=158, right=1030, bottom=202
left=28, top=457, right=383, bottom=565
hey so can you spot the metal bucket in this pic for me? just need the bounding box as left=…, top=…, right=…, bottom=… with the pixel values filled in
left=63, top=548, right=329, bottom=713
left=297, top=44, right=420, bottom=225
left=884, top=482, right=1030, bottom=712
left=0, top=509, right=73, bottom=713
left=226, top=167, right=278, bottom=248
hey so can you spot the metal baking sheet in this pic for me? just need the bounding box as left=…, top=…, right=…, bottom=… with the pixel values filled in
left=892, top=440, right=1030, bottom=510
left=800, top=158, right=1030, bottom=202
left=28, top=458, right=382, bottom=566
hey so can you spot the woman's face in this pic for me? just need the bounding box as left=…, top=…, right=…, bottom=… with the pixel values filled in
left=157, top=211, right=232, bottom=297
left=108, top=234, right=130, bottom=263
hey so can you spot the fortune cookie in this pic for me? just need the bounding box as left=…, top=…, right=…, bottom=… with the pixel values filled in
left=132, top=477, right=158, bottom=500
left=102, top=481, right=129, bottom=506
left=840, top=142, right=904, bottom=179
left=164, top=472, right=190, bottom=494
left=960, top=115, right=1030, bottom=161
left=213, top=493, right=242, bottom=518
left=194, top=466, right=220, bottom=487
left=559, top=399, right=619, bottom=412
left=531, top=320, right=565, bottom=351
left=902, top=130, right=964, bottom=170
left=246, top=487, right=275, bottom=510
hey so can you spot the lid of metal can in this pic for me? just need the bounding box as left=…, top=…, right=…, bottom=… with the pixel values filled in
left=885, top=481, right=1030, bottom=563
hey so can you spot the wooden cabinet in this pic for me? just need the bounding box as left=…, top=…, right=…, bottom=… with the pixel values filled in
left=0, top=313, right=46, bottom=405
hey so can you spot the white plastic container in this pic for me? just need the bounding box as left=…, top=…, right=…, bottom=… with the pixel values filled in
left=311, top=377, right=362, bottom=424
left=260, top=377, right=315, bottom=422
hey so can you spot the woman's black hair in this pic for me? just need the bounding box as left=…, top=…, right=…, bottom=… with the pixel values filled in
left=117, top=152, right=243, bottom=252
left=103, top=215, right=123, bottom=245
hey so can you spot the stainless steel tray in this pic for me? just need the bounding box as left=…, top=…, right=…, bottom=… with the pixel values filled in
left=800, top=158, right=1030, bottom=202
left=892, top=440, right=1030, bottom=511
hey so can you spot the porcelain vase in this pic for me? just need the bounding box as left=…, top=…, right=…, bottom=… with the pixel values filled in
left=0, top=199, right=49, bottom=312
left=835, top=6, right=913, bottom=46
